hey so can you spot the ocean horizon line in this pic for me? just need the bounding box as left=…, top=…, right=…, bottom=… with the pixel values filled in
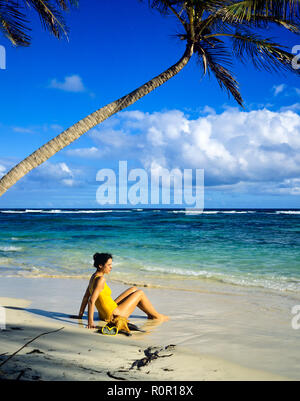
left=0, top=207, right=300, bottom=211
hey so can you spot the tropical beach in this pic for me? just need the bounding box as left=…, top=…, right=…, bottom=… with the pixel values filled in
left=0, top=277, right=296, bottom=381
left=0, top=209, right=300, bottom=381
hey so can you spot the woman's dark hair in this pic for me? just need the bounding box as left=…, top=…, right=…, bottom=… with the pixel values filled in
left=93, top=252, right=113, bottom=268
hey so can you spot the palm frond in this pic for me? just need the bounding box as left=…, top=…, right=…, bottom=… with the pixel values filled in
left=219, top=0, right=300, bottom=23
left=54, top=0, right=79, bottom=10
left=195, top=1, right=300, bottom=35
left=145, top=0, right=184, bottom=15
left=141, top=0, right=189, bottom=30
left=229, top=28, right=300, bottom=74
left=249, top=14, right=300, bottom=33
left=194, top=39, right=244, bottom=106
left=24, top=0, right=70, bottom=39
left=0, top=0, right=31, bottom=46
left=0, top=0, right=78, bottom=46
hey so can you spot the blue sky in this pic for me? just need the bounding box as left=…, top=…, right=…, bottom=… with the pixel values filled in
left=0, top=0, right=300, bottom=208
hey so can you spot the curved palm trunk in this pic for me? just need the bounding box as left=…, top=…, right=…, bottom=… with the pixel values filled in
left=0, top=43, right=194, bottom=197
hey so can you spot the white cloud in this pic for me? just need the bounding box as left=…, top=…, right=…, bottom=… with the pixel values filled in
left=59, top=162, right=72, bottom=175
left=271, top=84, right=300, bottom=99
left=28, top=161, right=81, bottom=188
left=36, top=162, right=72, bottom=179
left=50, top=124, right=64, bottom=132
left=49, top=75, right=86, bottom=92
left=0, top=164, right=6, bottom=178
left=65, top=147, right=100, bottom=158
left=272, top=84, right=286, bottom=96
left=11, top=124, right=64, bottom=135
left=13, top=127, right=35, bottom=134
left=280, top=103, right=300, bottom=112
left=201, top=105, right=216, bottom=115
left=0, top=159, right=85, bottom=192
left=89, top=108, right=300, bottom=195
left=61, top=178, right=76, bottom=187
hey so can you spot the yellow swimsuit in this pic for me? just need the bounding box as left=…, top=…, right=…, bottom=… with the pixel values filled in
left=89, top=277, right=118, bottom=322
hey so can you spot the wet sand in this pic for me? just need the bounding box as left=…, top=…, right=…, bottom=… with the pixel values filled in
left=0, top=276, right=298, bottom=381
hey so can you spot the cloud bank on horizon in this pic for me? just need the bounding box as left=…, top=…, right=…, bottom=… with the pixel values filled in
left=83, top=107, right=300, bottom=196
left=1, top=105, right=299, bottom=207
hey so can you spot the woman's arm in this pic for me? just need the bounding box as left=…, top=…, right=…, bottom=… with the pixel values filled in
left=88, top=277, right=105, bottom=329
left=78, top=286, right=90, bottom=318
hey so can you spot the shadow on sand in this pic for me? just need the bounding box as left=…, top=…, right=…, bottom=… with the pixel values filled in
left=4, top=306, right=162, bottom=335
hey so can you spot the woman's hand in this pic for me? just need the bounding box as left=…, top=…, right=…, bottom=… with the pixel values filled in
left=69, top=314, right=83, bottom=319
left=87, top=322, right=96, bottom=329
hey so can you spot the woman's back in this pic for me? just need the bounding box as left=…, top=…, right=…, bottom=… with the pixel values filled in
left=89, top=274, right=117, bottom=321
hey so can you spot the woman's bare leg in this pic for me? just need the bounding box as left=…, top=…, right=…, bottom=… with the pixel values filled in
left=114, top=286, right=137, bottom=304
left=113, top=290, right=168, bottom=321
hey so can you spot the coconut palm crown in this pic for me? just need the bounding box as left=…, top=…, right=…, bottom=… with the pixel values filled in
left=0, top=0, right=78, bottom=46
left=148, top=0, right=300, bottom=105
left=0, top=0, right=299, bottom=196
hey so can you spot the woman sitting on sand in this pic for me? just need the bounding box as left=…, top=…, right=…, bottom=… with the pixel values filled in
left=78, top=253, right=168, bottom=328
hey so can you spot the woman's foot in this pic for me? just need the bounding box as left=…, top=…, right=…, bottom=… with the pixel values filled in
left=147, top=313, right=169, bottom=321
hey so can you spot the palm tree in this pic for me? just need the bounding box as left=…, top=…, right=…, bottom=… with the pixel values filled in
left=0, top=0, right=78, bottom=46
left=0, top=0, right=299, bottom=196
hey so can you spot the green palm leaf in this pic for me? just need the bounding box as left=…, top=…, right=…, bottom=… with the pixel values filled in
left=195, top=39, right=244, bottom=106
left=0, top=0, right=30, bottom=46
left=264, top=16, right=300, bottom=32
left=0, top=0, right=78, bottom=46
left=230, top=29, right=299, bottom=73
left=218, top=0, right=300, bottom=23
left=24, top=0, right=70, bottom=39
left=54, top=0, right=78, bottom=10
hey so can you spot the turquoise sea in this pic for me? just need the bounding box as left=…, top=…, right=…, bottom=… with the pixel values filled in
left=0, top=209, right=299, bottom=293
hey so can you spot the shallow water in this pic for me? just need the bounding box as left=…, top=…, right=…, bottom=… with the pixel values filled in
left=0, top=208, right=299, bottom=295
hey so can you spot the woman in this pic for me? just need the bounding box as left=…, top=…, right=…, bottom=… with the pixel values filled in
left=78, top=252, right=168, bottom=328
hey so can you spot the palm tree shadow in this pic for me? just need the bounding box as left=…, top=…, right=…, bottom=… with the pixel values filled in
left=5, top=306, right=148, bottom=327
left=4, top=306, right=85, bottom=325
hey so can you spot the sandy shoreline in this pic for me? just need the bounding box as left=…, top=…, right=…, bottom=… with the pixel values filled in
left=0, top=277, right=299, bottom=381
left=0, top=296, right=287, bottom=381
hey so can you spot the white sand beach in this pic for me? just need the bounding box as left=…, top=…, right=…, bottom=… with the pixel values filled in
left=0, top=277, right=299, bottom=381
